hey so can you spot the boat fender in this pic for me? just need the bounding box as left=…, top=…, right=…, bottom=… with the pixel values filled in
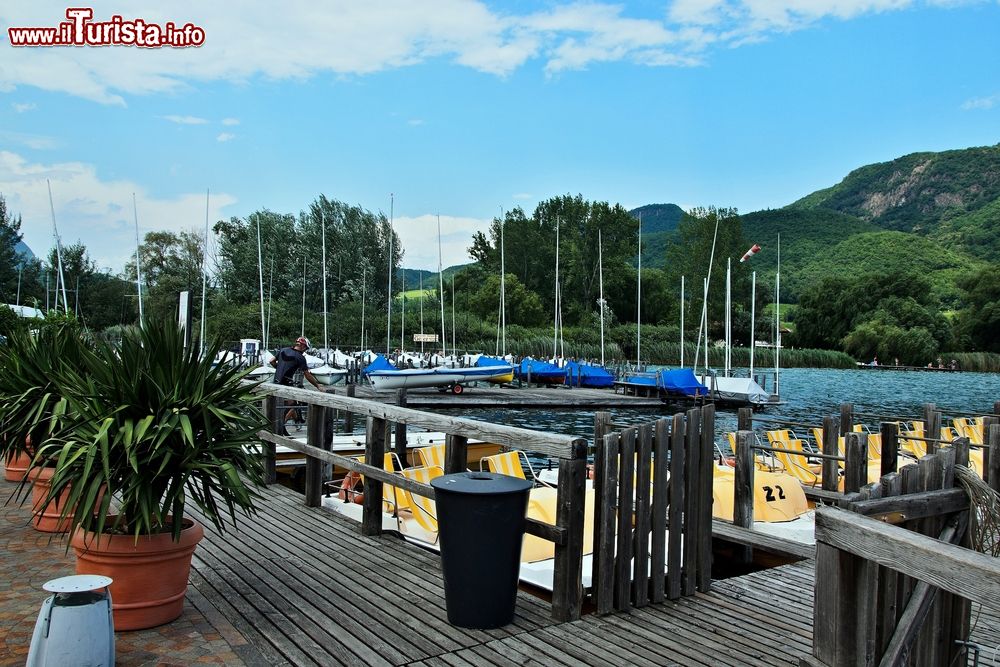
left=338, top=471, right=363, bottom=503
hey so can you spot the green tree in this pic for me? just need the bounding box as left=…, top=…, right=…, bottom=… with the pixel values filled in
left=955, top=265, right=1000, bottom=352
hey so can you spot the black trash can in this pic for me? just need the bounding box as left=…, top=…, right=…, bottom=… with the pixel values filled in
left=430, top=471, right=533, bottom=629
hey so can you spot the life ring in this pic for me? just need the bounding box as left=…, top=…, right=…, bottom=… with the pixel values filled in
left=338, top=470, right=364, bottom=503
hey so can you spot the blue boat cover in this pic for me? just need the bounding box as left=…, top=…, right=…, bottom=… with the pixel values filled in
left=514, top=358, right=566, bottom=379
left=564, top=361, right=615, bottom=388
left=475, top=355, right=509, bottom=368
left=363, top=354, right=396, bottom=374
left=659, top=368, right=707, bottom=396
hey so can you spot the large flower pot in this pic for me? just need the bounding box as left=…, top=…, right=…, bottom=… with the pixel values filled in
left=4, top=450, right=32, bottom=482
left=29, top=466, right=72, bottom=533
left=71, top=517, right=205, bottom=631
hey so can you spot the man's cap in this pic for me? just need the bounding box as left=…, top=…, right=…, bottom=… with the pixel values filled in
left=295, top=336, right=310, bottom=348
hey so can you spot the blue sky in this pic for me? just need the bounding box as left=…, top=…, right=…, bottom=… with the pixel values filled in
left=1, top=1, right=998, bottom=273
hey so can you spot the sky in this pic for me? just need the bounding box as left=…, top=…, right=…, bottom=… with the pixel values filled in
left=1, top=1, right=998, bottom=274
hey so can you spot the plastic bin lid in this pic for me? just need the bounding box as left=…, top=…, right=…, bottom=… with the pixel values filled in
left=43, top=575, right=113, bottom=593
left=430, top=471, right=533, bottom=495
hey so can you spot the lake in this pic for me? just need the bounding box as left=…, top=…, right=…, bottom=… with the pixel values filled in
left=444, top=367, right=1000, bottom=443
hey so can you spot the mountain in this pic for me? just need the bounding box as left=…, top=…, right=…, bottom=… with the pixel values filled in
left=788, top=144, right=1000, bottom=261
left=630, top=203, right=685, bottom=234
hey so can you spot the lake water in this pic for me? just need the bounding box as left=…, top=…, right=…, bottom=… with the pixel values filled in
left=443, top=367, right=1000, bottom=445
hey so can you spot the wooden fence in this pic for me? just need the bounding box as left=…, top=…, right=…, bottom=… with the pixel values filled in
left=590, top=405, right=715, bottom=614
left=804, top=441, right=1000, bottom=667
left=252, top=382, right=589, bottom=622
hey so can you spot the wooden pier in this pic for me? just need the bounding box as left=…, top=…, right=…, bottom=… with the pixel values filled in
left=343, top=383, right=667, bottom=410
left=5, top=391, right=1000, bottom=666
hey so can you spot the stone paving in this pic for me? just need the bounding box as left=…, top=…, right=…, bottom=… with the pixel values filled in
left=0, top=475, right=262, bottom=666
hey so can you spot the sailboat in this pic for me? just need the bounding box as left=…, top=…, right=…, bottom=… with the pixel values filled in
left=563, top=230, right=613, bottom=388
left=514, top=215, right=566, bottom=385
left=365, top=213, right=512, bottom=393
left=310, top=211, right=347, bottom=386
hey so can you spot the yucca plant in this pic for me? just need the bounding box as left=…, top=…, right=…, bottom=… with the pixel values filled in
left=33, top=321, right=267, bottom=541
left=0, top=324, right=85, bottom=468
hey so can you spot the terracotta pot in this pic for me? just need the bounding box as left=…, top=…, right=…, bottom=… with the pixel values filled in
left=29, top=466, right=72, bottom=533
left=3, top=446, right=33, bottom=482
left=71, top=516, right=205, bottom=630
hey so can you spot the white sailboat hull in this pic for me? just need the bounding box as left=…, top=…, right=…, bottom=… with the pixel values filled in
left=367, top=365, right=514, bottom=392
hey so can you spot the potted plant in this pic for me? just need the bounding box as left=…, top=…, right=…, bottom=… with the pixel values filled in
left=31, top=321, right=267, bottom=630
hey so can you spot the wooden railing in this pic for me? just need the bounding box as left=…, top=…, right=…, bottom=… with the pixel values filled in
left=804, top=441, right=1000, bottom=667
left=251, top=382, right=589, bottom=622
left=590, top=406, right=715, bottom=614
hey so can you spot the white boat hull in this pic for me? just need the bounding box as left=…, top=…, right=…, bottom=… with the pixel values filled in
left=367, top=366, right=513, bottom=392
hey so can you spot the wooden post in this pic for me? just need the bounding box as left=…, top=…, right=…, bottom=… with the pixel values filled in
left=982, top=415, right=998, bottom=487
left=552, top=438, right=588, bottom=622
left=263, top=395, right=278, bottom=485
left=666, top=413, right=685, bottom=600
left=880, top=421, right=899, bottom=479
left=737, top=407, right=753, bottom=432
left=697, top=404, right=715, bottom=593
left=733, top=430, right=755, bottom=565
left=344, top=384, right=355, bottom=432
left=615, top=428, right=636, bottom=611
left=840, top=402, right=854, bottom=438
left=444, top=434, right=467, bottom=474
left=822, top=415, right=840, bottom=493
left=394, top=389, right=407, bottom=466
left=989, top=424, right=1000, bottom=494
left=650, top=417, right=670, bottom=604
left=682, top=408, right=701, bottom=596
left=843, top=431, right=867, bottom=494
left=361, top=416, right=387, bottom=536
left=304, top=403, right=326, bottom=507
left=923, top=403, right=939, bottom=454
left=594, top=432, right=620, bottom=615
left=591, top=411, right=612, bottom=602
left=632, top=424, right=652, bottom=607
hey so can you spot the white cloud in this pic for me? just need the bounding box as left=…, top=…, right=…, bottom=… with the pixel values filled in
left=221, top=117, right=240, bottom=125
left=162, top=114, right=208, bottom=125
left=962, top=94, right=999, bottom=110
left=407, top=118, right=425, bottom=126
left=0, top=2, right=977, bottom=103
left=511, top=193, right=534, bottom=201
left=0, top=131, right=58, bottom=150
left=216, top=132, right=236, bottom=142
left=0, top=150, right=236, bottom=272
left=12, top=102, right=37, bottom=113
left=392, top=214, right=490, bottom=270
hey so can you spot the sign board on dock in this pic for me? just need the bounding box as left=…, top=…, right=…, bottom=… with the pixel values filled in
left=413, top=333, right=439, bottom=342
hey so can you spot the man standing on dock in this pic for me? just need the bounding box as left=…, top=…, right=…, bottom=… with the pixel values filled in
left=270, top=336, right=324, bottom=433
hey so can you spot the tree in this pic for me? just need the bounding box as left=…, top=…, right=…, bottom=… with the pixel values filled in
left=0, top=195, right=30, bottom=306
left=955, top=265, right=1000, bottom=352
left=662, top=207, right=751, bottom=345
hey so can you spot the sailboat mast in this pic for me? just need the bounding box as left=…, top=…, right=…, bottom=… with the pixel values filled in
left=775, top=233, right=781, bottom=398
left=300, top=255, right=307, bottom=337
left=726, top=257, right=733, bottom=377
left=47, top=180, right=69, bottom=313
left=693, top=210, right=722, bottom=372
left=438, top=214, right=447, bottom=359
left=553, top=216, right=560, bottom=360
left=361, top=265, right=367, bottom=353
left=500, top=209, right=506, bottom=357
left=400, top=271, right=405, bottom=353
left=132, top=192, right=144, bottom=327
left=200, top=189, right=209, bottom=353
left=636, top=213, right=642, bottom=368
left=598, top=229, right=605, bottom=367
left=255, top=215, right=266, bottom=351
left=451, top=277, right=455, bottom=354
left=321, top=211, right=328, bottom=351
left=419, top=271, right=424, bottom=355
left=749, top=271, right=756, bottom=378
left=680, top=276, right=685, bottom=367
left=386, top=194, right=394, bottom=355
